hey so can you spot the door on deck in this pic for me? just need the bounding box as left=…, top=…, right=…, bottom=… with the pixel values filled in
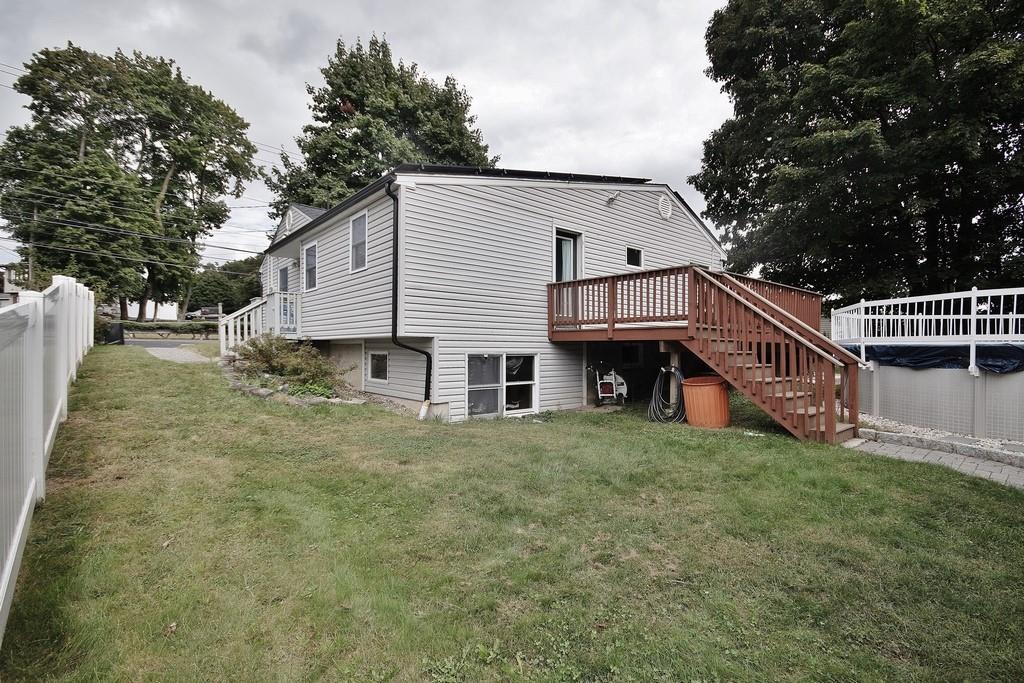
left=554, top=231, right=580, bottom=323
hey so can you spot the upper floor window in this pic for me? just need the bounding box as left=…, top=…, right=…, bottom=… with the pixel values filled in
left=303, top=242, right=317, bottom=291
left=350, top=212, right=367, bottom=272
left=278, top=265, right=289, bottom=292
left=626, top=247, right=643, bottom=268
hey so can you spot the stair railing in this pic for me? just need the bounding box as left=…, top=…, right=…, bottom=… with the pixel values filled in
left=709, top=271, right=860, bottom=430
left=689, top=267, right=845, bottom=442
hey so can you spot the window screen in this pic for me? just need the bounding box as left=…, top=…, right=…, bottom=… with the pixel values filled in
left=304, top=243, right=317, bottom=290
left=369, top=353, right=388, bottom=381
left=351, top=214, right=367, bottom=271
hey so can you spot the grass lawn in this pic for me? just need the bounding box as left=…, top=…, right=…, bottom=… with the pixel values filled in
left=2, top=346, right=1023, bottom=681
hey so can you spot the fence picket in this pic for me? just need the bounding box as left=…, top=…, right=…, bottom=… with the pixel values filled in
left=1, top=276, right=94, bottom=647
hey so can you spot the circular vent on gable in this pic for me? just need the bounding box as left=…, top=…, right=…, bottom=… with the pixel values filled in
left=658, top=194, right=673, bottom=220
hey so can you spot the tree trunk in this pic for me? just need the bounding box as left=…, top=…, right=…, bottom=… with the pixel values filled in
left=179, top=281, right=193, bottom=321
left=119, top=296, right=129, bottom=320
left=153, top=163, right=176, bottom=231
left=135, top=277, right=153, bottom=322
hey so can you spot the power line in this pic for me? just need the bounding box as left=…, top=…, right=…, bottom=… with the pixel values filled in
left=0, top=159, right=273, bottom=209
left=4, top=187, right=275, bottom=235
left=0, top=235, right=257, bottom=275
left=0, top=208, right=267, bottom=255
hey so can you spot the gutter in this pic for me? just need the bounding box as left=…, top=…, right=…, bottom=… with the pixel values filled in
left=385, top=180, right=433, bottom=419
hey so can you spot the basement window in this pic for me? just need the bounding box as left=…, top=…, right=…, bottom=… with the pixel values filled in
left=626, top=247, right=643, bottom=268
left=369, top=352, right=388, bottom=382
left=467, top=353, right=537, bottom=418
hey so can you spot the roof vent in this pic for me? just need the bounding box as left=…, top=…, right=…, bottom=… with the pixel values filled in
left=658, top=194, right=673, bottom=220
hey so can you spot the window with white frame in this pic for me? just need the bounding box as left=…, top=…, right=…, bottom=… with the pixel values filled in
left=626, top=247, right=643, bottom=268
left=303, top=242, right=317, bottom=290
left=350, top=212, right=367, bottom=272
left=369, top=352, right=388, bottom=381
left=467, top=353, right=537, bottom=417
left=278, top=265, right=289, bottom=292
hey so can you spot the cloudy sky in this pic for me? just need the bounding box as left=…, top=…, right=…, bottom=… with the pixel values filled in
left=0, top=0, right=732, bottom=264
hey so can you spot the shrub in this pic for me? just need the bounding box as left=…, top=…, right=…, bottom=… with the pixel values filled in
left=121, top=320, right=217, bottom=338
left=236, top=334, right=337, bottom=388
left=94, top=314, right=112, bottom=343
left=287, top=381, right=334, bottom=398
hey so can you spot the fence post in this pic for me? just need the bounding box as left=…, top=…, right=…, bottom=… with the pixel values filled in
left=968, top=286, right=979, bottom=377
left=858, top=298, right=866, bottom=364
left=20, top=291, right=46, bottom=501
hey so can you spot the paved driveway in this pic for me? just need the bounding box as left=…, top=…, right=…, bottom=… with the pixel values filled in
left=127, top=338, right=212, bottom=363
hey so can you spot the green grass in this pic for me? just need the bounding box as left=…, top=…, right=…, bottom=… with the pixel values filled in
left=2, top=346, right=1023, bottom=681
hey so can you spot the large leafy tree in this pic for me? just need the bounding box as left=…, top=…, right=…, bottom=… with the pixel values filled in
left=0, top=44, right=258, bottom=317
left=188, top=256, right=261, bottom=314
left=690, top=0, right=1024, bottom=303
left=266, top=35, right=497, bottom=217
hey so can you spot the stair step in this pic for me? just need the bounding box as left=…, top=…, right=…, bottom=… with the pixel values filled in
left=815, top=422, right=857, bottom=444
left=770, top=391, right=809, bottom=400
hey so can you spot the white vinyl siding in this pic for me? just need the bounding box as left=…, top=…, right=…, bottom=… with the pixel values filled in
left=363, top=339, right=429, bottom=401
left=268, top=194, right=394, bottom=339
left=260, top=256, right=298, bottom=297
left=400, top=180, right=721, bottom=421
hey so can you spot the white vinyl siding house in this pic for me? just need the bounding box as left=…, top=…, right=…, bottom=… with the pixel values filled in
left=261, top=204, right=324, bottom=297
left=398, top=177, right=723, bottom=422
left=254, top=166, right=725, bottom=421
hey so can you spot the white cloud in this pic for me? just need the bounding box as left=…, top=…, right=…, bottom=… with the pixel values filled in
left=0, top=0, right=731, bottom=265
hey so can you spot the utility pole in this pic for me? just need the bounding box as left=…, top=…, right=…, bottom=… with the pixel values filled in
left=28, top=203, right=36, bottom=285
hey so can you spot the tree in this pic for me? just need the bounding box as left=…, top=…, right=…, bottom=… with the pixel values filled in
left=689, top=0, right=1024, bottom=303
left=0, top=44, right=258, bottom=316
left=188, top=256, right=261, bottom=314
left=266, top=35, right=497, bottom=217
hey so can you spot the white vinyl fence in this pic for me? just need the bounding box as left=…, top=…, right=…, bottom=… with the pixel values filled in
left=0, top=275, right=94, bottom=647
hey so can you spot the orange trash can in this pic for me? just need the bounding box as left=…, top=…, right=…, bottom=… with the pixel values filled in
left=682, top=375, right=730, bottom=429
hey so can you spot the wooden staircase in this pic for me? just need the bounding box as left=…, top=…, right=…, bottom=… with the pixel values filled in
left=682, top=269, right=860, bottom=443
left=547, top=265, right=861, bottom=444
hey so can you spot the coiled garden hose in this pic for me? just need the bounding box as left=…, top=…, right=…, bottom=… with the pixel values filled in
left=648, top=366, right=686, bottom=423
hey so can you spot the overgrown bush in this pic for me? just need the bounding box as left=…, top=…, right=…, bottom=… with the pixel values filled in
left=236, top=334, right=338, bottom=389
left=94, top=314, right=112, bottom=343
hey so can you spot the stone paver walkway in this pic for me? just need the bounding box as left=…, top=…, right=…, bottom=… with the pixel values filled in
left=852, top=440, right=1024, bottom=490
left=143, top=345, right=211, bottom=364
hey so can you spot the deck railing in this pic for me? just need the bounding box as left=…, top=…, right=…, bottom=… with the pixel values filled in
left=691, top=268, right=857, bottom=442
left=831, top=286, right=1024, bottom=374
left=548, top=266, right=692, bottom=336
left=547, top=266, right=825, bottom=337
left=727, top=273, right=823, bottom=331
left=218, top=291, right=301, bottom=355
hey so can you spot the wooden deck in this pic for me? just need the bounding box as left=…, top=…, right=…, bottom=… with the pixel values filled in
left=547, top=266, right=860, bottom=444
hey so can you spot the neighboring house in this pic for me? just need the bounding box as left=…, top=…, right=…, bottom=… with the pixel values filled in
left=0, top=266, right=25, bottom=308
left=222, top=164, right=859, bottom=443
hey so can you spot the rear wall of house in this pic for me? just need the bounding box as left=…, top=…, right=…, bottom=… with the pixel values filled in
left=400, top=179, right=724, bottom=422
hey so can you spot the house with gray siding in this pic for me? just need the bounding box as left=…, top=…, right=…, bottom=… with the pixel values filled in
left=222, top=164, right=858, bottom=443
